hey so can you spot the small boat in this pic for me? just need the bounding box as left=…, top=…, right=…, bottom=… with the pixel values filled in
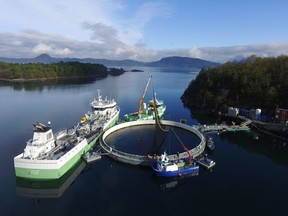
left=124, top=76, right=166, bottom=121
left=206, top=137, right=215, bottom=151
left=196, top=154, right=216, bottom=169
left=151, top=152, right=199, bottom=177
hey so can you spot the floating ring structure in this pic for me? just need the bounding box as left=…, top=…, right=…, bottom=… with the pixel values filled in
left=100, top=120, right=206, bottom=166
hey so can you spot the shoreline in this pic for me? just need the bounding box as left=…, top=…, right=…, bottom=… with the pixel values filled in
left=0, top=75, right=108, bottom=83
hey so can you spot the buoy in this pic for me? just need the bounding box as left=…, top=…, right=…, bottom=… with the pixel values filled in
left=178, top=173, right=182, bottom=177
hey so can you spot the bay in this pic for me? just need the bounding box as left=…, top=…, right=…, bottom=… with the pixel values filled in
left=0, top=67, right=287, bottom=216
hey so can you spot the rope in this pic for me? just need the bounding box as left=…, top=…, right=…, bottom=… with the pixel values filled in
left=251, top=124, right=288, bottom=141
left=170, top=127, right=185, bottom=148
left=152, top=86, right=169, bottom=133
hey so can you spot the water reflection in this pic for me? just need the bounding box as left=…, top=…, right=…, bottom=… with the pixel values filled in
left=105, top=125, right=200, bottom=155
left=152, top=172, right=199, bottom=191
left=6, top=76, right=107, bottom=92
left=16, top=160, right=87, bottom=199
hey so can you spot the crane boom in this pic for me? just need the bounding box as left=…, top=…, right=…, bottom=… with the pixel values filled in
left=138, top=76, right=152, bottom=116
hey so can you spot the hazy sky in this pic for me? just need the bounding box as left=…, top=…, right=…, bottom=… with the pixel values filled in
left=1, top=0, right=288, bottom=62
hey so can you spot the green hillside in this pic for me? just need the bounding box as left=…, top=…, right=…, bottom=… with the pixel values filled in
left=181, top=55, right=288, bottom=112
left=0, top=62, right=109, bottom=81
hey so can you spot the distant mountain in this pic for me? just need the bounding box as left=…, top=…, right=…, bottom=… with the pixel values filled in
left=145, top=56, right=220, bottom=68
left=0, top=54, right=59, bottom=64
left=0, top=54, right=220, bottom=68
left=73, top=58, right=144, bottom=67
left=0, top=54, right=144, bottom=67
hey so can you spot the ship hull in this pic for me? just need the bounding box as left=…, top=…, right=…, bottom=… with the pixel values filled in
left=124, top=106, right=166, bottom=121
left=151, top=162, right=199, bottom=177
left=14, top=138, right=91, bottom=179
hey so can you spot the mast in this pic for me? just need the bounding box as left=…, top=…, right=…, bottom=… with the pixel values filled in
left=138, top=76, right=152, bottom=117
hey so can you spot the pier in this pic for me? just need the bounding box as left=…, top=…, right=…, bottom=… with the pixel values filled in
left=198, top=120, right=251, bottom=134
left=82, top=151, right=101, bottom=164
left=195, top=154, right=216, bottom=169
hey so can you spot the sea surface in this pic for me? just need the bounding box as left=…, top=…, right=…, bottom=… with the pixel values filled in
left=0, top=67, right=287, bottom=216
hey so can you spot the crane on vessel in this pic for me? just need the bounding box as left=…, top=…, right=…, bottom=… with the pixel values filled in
left=138, top=75, right=152, bottom=117
left=170, top=128, right=193, bottom=164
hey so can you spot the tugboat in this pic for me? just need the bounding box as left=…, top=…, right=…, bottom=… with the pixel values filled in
left=124, top=76, right=166, bottom=121
left=14, top=90, right=120, bottom=180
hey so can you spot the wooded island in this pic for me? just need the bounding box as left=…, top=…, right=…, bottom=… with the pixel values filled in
left=0, top=61, right=125, bottom=82
left=181, top=55, right=288, bottom=113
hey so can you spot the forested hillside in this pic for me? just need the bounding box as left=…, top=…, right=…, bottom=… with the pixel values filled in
left=0, top=62, right=110, bottom=81
left=181, top=55, right=288, bottom=112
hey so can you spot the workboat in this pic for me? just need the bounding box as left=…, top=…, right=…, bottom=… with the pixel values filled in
left=150, top=88, right=199, bottom=177
left=124, top=76, right=166, bottom=121
left=151, top=152, right=199, bottom=177
left=14, top=90, right=120, bottom=179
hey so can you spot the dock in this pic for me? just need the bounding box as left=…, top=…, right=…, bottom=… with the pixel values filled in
left=82, top=151, right=101, bottom=163
left=195, top=154, right=216, bottom=169
left=198, top=120, right=251, bottom=134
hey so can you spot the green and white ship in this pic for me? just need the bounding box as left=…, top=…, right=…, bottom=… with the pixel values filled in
left=14, top=90, right=120, bottom=180
left=124, top=76, right=166, bottom=121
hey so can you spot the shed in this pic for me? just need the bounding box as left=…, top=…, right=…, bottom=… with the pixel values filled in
left=228, top=107, right=239, bottom=116
left=275, top=108, right=288, bottom=123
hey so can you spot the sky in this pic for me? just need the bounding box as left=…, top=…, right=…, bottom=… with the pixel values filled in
left=1, top=0, right=288, bottom=63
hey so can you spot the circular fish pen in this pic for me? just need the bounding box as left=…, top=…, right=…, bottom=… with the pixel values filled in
left=100, top=120, right=206, bottom=166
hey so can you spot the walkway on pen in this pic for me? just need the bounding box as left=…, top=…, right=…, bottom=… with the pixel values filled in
left=99, top=120, right=206, bottom=166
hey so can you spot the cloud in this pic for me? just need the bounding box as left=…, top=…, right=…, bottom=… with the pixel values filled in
left=33, top=43, right=72, bottom=56
left=134, top=2, right=173, bottom=27
left=81, top=22, right=120, bottom=45
left=189, top=46, right=203, bottom=59
left=188, top=43, right=288, bottom=62
left=1, top=29, right=288, bottom=63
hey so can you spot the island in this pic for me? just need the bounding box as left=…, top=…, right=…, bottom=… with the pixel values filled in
left=0, top=61, right=125, bottom=82
left=130, top=69, right=144, bottom=72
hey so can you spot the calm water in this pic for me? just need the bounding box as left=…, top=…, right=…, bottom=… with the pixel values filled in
left=0, top=67, right=287, bottom=216
left=105, top=125, right=200, bottom=155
